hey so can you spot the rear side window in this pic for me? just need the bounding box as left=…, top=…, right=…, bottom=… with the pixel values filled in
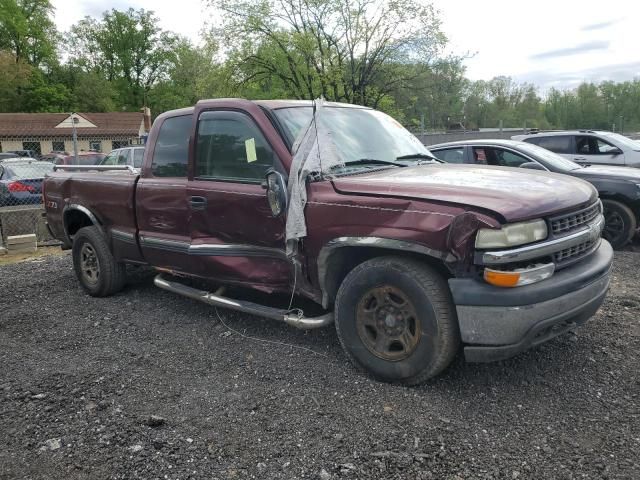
left=473, top=147, right=529, bottom=167
left=151, top=115, right=192, bottom=177
left=195, top=111, right=274, bottom=182
left=525, top=135, right=572, bottom=154
left=133, top=148, right=144, bottom=168
left=432, top=148, right=465, bottom=163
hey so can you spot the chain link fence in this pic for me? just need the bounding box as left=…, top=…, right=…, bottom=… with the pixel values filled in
left=0, top=128, right=146, bottom=253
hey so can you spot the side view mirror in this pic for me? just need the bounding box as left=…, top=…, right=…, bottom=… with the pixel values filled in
left=519, top=162, right=545, bottom=171
left=610, top=148, right=623, bottom=155
left=263, top=169, right=287, bottom=217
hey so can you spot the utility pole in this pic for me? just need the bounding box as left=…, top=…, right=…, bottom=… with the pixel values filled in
left=71, top=113, right=79, bottom=165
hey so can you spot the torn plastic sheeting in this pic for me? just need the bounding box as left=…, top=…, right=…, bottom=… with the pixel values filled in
left=285, top=98, right=343, bottom=256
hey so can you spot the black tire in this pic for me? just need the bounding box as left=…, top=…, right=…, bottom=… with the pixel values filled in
left=602, top=199, right=636, bottom=249
left=72, top=226, right=126, bottom=297
left=334, top=256, right=460, bottom=385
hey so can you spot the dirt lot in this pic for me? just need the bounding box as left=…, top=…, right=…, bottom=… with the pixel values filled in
left=0, top=251, right=638, bottom=479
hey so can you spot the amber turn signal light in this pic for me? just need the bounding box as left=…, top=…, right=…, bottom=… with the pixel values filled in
left=483, top=269, right=521, bottom=287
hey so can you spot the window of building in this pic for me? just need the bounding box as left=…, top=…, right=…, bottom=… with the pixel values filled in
left=151, top=115, right=192, bottom=177
left=195, top=110, right=274, bottom=182
left=89, top=141, right=102, bottom=152
left=52, top=141, right=65, bottom=152
left=112, top=140, right=129, bottom=150
left=22, top=141, right=41, bottom=156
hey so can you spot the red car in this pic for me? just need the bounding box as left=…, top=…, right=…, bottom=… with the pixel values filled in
left=48, top=151, right=106, bottom=166
left=44, top=99, right=612, bottom=384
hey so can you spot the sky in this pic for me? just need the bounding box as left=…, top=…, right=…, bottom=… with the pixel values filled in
left=51, top=0, right=640, bottom=92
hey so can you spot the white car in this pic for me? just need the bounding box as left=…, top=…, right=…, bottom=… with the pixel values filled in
left=512, top=130, right=640, bottom=167
left=99, top=146, right=145, bottom=170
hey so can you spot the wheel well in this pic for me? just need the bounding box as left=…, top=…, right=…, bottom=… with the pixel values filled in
left=321, top=246, right=451, bottom=308
left=64, top=209, right=95, bottom=237
left=600, top=195, right=640, bottom=220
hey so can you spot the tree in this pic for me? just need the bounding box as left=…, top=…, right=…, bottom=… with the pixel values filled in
left=213, top=0, right=446, bottom=108
left=0, top=50, right=32, bottom=111
left=0, top=0, right=58, bottom=67
left=66, top=8, right=179, bottom=109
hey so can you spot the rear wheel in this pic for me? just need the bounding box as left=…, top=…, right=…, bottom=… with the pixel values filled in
left=602, top=199, right=636, bottom=249
left=334, top=256, right=459, bottom=385
left=72, top=226, right=126, bottom=297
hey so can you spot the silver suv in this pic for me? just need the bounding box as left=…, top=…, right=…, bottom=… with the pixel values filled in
left=512, top=130, right=640, bottom=167
left=100, top=146, right=145, bottom=170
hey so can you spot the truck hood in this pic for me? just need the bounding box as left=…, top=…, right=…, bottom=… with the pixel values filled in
left=571, top=165, right=640, bottom=182
left=331, top=164, right=597, bottom=222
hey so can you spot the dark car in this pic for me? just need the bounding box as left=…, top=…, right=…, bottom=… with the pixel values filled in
left=99, top=146, right=144, bottom=170
left=0, top=159, right=54, bottom=207
left=429, top=139, right=640, bottom=248
left=0, top=153, right=19, bottom=161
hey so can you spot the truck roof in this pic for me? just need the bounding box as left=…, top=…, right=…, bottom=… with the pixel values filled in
left=173, top=98, right=370, bottom=113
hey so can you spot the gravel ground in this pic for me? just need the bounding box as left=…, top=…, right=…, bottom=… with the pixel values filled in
left=0, top=251, right=638, bottom=479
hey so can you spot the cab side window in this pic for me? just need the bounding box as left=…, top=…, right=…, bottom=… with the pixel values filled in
left=576, top=135, right=618, bottom=155
left=432, top=148, right=465, bottom=163
left=102, top=151, right=119, bottom=166
left=195, top=111, right=274, bottom=182
left=133, top=148, right=144, bottom=168
left=151, top=115, right=192, bottom=177
left=117, top=149, right=130, bottom=165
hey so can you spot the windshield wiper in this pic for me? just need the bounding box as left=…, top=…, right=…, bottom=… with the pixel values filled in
left=396, top=153, right=438, bottom=161
left=342, top=158, right=407, bottom=168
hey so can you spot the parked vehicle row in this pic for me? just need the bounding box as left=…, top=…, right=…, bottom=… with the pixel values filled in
left=0, top=158, right=54, bottom=207
left=429, top=139, right=640, bottom=249
left=513, top=130, right=640, bottom=167
left=44, top=99, right=613, bottom=385
left=0, top=146, right=143, bottom=206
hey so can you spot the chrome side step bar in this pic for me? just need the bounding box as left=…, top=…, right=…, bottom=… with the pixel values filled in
left=153, top=274, right=333, bottom=330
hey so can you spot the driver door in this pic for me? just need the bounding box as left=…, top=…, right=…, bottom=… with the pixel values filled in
left=574, top=135, right=625, bottom=166
left=186, top=109, right=291, bottom=290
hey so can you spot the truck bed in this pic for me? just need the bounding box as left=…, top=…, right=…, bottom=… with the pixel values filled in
left=45, top=170, right=140, bottom=252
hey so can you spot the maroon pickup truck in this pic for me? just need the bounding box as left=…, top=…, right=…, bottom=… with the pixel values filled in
left=44, top=99, right=613, bottom=384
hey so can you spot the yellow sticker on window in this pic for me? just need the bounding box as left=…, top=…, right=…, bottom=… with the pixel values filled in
left=245, top=138, right=257, bottom=163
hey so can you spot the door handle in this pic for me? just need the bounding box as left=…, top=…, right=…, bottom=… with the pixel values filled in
left=189, top=196, right=207, bottom=210
left=574, top=157, right=587, bottom=162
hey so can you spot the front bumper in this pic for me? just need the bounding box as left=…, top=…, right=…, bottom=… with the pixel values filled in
left=448, top=240, right=613, bottom=362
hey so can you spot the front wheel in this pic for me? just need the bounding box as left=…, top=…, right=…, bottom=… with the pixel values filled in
left=334, top=256, right=460, bottom=385
left=602, top=199, right=636, bottom=249
left=72, top=226, right=126, bottom=297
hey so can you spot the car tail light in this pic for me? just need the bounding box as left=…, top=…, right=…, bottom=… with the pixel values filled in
left=8, top=181, right=35, bottom=193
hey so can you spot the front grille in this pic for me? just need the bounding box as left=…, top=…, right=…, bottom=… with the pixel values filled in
left=554, top=239, right=597, bottom=263
left=551, top=202, right=600, bottom=235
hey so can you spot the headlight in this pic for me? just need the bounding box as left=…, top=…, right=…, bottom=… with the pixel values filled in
left=475, top=219, right=547, bottom=249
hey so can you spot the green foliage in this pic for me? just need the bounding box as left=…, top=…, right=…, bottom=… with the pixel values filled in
left=66, top=8, right=180, bottom=110
left=0, top=0, right=58, bottom=67
left=0, top=0, right=639, bottom=136
left=214, top=0, right=446, bottom=110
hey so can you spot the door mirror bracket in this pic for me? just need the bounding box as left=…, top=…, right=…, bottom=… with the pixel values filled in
left=264, top=169, right=288, bottom=217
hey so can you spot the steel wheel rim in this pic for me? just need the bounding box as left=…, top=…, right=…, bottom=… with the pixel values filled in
left=356, top=285, right=421, bottom=361
left=80, top=243, right=100, bottom=285
left=603, top=209, right=625, bottom=244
